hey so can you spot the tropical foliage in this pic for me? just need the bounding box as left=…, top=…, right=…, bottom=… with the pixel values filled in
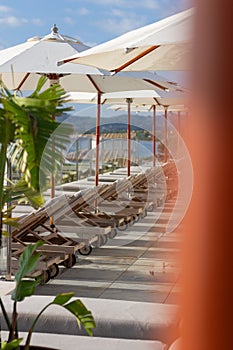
left=0, top=77, right=96, bottom=349
left=0, top=241, right=96, bottom=349
left=0, top=76, right=73, bottom=240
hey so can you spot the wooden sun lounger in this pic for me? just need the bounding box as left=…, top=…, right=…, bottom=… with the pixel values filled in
left=62, top=181, right=135, bottom=231
left=12, top=203, right=82, bottom=256
left=58, top=180, right=137, bottom=233
left=47, top=185, right=115, bottom=239
left=80, top=177, right=149, bottom=228
left=11, top=186, right=111, bottom=266
left=11, top=241, right=68, bottom=283
left=96, top=173, right=154, bottom=214
left=127, top=167, right=169, bottom=207
left=74, top=165, right=176, bottom=232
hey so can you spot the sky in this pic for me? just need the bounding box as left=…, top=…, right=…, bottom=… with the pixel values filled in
left=0, top=0, right=192, bottom=115
left=0, top=0, right=193, bottom=49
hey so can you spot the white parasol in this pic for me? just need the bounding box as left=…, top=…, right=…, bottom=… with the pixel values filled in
left=58, top=8, right=194, bottom=73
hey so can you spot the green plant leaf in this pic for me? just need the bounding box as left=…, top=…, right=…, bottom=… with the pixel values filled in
left=0, top=77, right=73, bottom=201
left=12, top=241, right=43, bottom=301
left=29, top=76, right=47, bottom=94
left=2, top=217, right=19, bottom=228
left=3, top=177, right=44, bottom=209
left=61, top=299, right=96, bottom=336
left=12, top=279, right=38, bottom=302
left=16, top=250, right=41, bottom=279
left=1, top=338, right=22, bottom=349
left=49, top=295, right=96, bottom=335
left=52, top=292, right=75, bottom=305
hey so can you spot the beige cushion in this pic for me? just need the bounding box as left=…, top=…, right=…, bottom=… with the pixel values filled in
left=1, top=295, right=179, bottom=345
left=1, top=331, right=166, bottom=350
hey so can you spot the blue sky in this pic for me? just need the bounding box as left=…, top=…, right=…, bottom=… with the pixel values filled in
left=0, top=0, right=192, bottom=49
left=0, top=0, right=192, bottom=114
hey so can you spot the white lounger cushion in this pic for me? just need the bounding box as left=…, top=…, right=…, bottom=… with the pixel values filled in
left=1, top=331, right=166, bottom=350
left=1, top=295, right=179, bottom=345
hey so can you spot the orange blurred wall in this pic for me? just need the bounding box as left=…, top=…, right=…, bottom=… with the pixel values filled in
left=182, top=1, right=233, bottom=349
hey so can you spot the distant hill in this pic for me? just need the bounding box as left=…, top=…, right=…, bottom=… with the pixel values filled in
left=56, top=111, right=183, bottom=134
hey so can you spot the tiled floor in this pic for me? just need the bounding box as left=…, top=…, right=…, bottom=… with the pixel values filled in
left=34, top=199, right=182, bottom=305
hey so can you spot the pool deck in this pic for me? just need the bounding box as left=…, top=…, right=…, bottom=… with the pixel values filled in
left=34, top=198, right=182, bottom=305
left=1, top=164, right=182, bottom=305
left=0, top=167, right=182, bottom=350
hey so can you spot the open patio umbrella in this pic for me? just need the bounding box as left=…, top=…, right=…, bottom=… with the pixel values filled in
left=0, top=23, right=183, bottom=93
left=58, top=8, right=194, bottom=73
left=108, top=103, right=188, bottom=165
left=0, top=25, right=181, bottom=194
left=0, top=24, right=96, bottom=90
left=68, top=89, right=186, bottom=176
left=101, top=91, right=187, bottom=164
left=64, top=76, right=181, bottom=186
left=0, top=25, right=179, bottom=94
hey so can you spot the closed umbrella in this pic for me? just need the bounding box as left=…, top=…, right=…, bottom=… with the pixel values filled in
left=58, top=8, right=194, bottom=73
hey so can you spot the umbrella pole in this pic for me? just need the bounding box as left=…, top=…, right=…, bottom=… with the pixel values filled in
left=5, top=158, right=12, bottom=280
left=126, top=98, right=132, bottom=177
left=49, top=75, right=59, bottom=226
left=152, top=105, right=157, bottom=167
left=164, top=106, right=168, bottom=163
left=76, top=138, right=79, bottom=180
left=50, top=114, right=55, bottom=226
left=95, top=92, right=101, bottom=187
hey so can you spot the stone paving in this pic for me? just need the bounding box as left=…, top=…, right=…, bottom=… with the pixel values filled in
left=34, top=199, right=182, bottom=305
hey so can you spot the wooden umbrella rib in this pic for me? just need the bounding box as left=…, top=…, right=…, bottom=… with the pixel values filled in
left=61, top=56, right=79, bottom=65
left=153, top=97, right=161, bottom=105
left=143, top=78, right=167, bottom=91
left=86, top=74, right=103, bottom=190
left=16, top=72, right=31, bottom=90
left=112, top=45, right=160, bottom=74
left=86, top=74, right=103, bottom=94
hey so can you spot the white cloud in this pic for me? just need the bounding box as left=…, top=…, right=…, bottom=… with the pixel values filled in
left=0, top=4, right=44, bottom=29
left=141, top=0, right=160, bottom=9
left=63, top=16, right=76, bottom=25
left=92, top=7, right=147, bottom=35
left=65, top=7, right=89, bottom=15
left=0, top=5, right=12, bottom=13
left=86, top=0, right=125, bottom=4
left=79, top=7, right=89, bottom=15
left=80, top=0, right=163, bottom=9
left=110, top=9, right=127, bottom=17
left=31, top=18, right=44, bottom=26
left=81, top=0, right=190, bottom=11
left=0, top=16, right=28, bottom=26
left=96, top=16, right=147, bottom=36
left=0, top=15, right=43, bottom=28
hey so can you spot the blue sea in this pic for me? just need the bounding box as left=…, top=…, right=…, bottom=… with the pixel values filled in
left=66, top=136, right=160, bottom=164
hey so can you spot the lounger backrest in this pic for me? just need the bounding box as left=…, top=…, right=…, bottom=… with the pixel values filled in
left=12, top=209, right=49, bottom=237
left=98, top=178, right=130, bottom=201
